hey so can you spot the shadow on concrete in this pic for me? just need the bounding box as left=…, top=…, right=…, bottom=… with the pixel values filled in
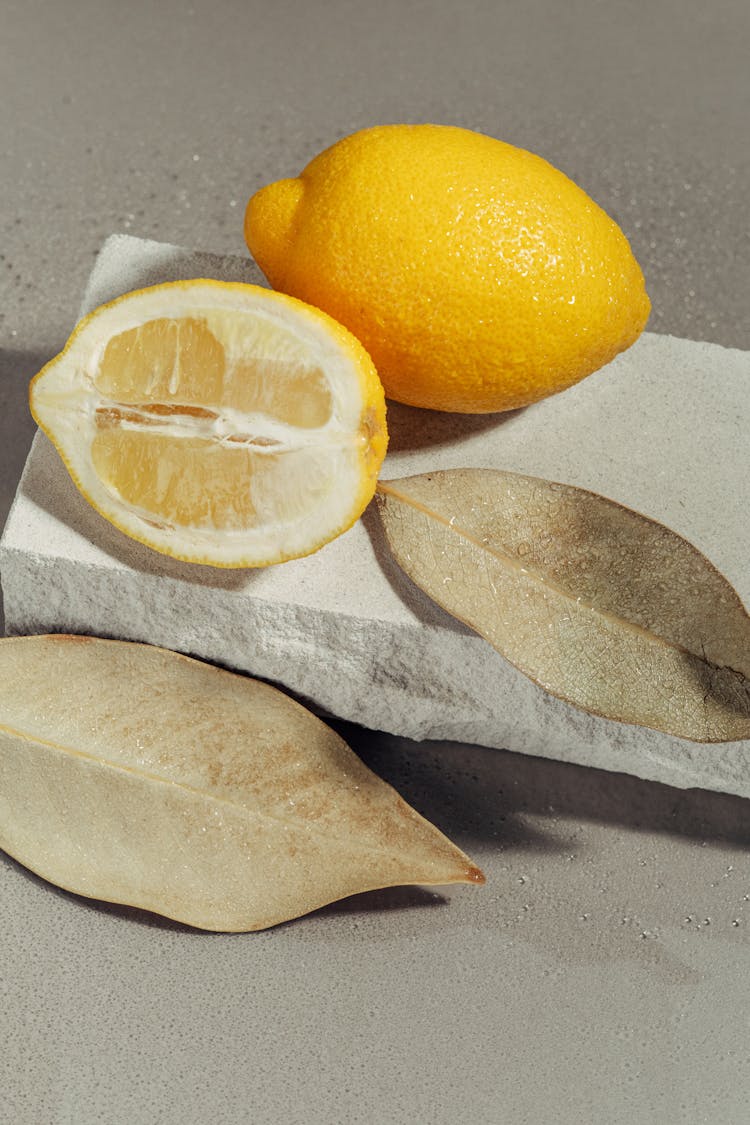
left=0, top=348, right=51, bottom=532
left=0, top=347, right=57, bottom=635
left=384, top=398, right=523, bottom=454
left=337, top=720, right=750, bottom=851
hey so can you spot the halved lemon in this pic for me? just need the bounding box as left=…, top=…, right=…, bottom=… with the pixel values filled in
left=30, top=280, right=388, bottom=567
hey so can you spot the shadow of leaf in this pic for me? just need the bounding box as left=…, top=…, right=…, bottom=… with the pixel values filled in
left=307, top=884, right=448, bottom=919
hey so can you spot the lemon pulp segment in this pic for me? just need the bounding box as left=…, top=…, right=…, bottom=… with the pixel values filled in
left=95, top=314, right=334, bottom=427
left=90, top=312, right=337, bottom=533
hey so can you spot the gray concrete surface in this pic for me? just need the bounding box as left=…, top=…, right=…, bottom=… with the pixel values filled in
left=1, top=1, right=749, bottom=1122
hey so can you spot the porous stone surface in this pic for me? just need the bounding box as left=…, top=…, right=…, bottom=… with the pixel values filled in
left=2, top=235, right=749, bottom=796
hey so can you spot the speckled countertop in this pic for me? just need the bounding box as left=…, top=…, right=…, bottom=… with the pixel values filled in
left=1, top=2, right=749, bottom=1122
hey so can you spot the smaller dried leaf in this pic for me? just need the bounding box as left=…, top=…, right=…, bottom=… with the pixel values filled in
left=376, top=469, right=750, bottom=743
left=0, top=635, right=483, bottom=931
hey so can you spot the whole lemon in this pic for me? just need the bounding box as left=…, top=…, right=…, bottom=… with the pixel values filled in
left=245, top=124, right=650, bottom=413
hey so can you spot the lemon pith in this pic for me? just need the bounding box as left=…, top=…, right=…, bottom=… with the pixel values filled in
left=245, top=124, right=651, bottom=414
left=30, top=280, right=388, bottom=567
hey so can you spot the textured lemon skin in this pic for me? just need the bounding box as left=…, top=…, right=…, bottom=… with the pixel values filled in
left=29, top=280, right=388, bottom=568
left=245, top=124, right=651, bottom=414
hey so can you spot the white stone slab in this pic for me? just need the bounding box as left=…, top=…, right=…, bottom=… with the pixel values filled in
left=2, top=234, right=749, bottom=797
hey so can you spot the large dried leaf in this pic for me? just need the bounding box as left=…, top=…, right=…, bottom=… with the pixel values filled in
left=376, top=469, right=750, bottom=743
left=0, top=635, right=483, bottom=931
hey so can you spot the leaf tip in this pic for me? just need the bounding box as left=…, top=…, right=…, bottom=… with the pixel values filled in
left=464, top=863, right=486, bottom=886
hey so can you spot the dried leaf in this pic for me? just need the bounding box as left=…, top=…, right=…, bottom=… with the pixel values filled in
left=376, top=469, right=750, bottom=743
left=0, top=635, right=483, bottom=931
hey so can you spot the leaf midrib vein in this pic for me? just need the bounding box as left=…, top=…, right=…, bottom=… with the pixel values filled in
left=377, top=480, right=745, bottom=679
left=0, top=722, right=406, bottom=859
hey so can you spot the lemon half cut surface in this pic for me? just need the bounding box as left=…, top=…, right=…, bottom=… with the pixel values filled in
left=30, top=280, right=388, bottom=567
